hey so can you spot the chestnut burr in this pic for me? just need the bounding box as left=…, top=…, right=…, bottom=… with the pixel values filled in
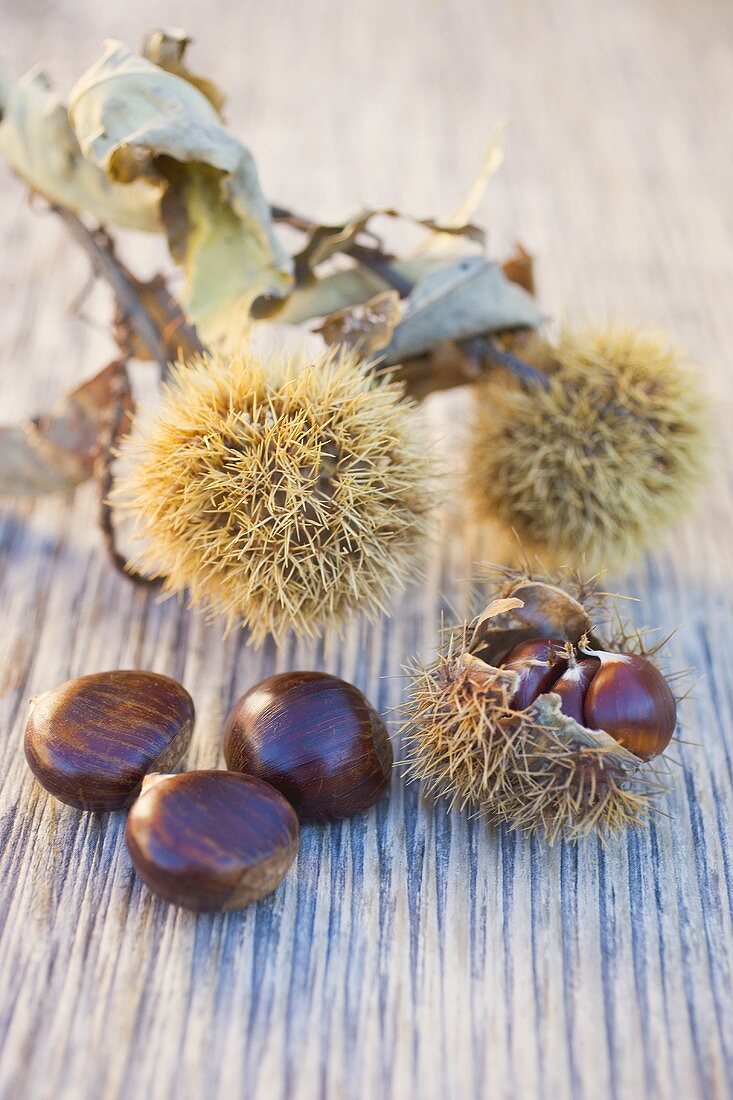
left=24, top=670, right=194, bottom=811
left=125, top=771, right=299, bottom=912
left=224, top=672, right=393, bottom=821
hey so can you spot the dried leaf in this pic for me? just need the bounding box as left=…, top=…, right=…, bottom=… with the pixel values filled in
left=0, top=66, right=160, bottom=231
left=140, top=28, right=226, bottom=115
left=261, top=257, right=448, bottom=324
left=293, top=208, right=485, bottom=286
left=529, top=693, right=641, bottom=773
left=0, top=361, right=133, bottom=498
left=416, top=120, right=507, bottom=255
left=506, top=581, right=591, bottom=642
left=380, top=257, right=545, bottom=365
left=472, top=596, right=525, bottom=630
left=68, top=39, right=293, bottom=339
left=501, top=243, right=535, bottom=295
left=316, top=291, right=401, bottom=354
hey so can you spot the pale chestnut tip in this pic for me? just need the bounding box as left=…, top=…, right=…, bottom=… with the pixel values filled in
left=140, top=773, right=176, bottom=794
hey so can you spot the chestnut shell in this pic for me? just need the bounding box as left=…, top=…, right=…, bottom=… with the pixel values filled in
left=583, top=654, right=677, bottom=760
left=24, top=670, right=195, bottom=811
left=224, top=671, right=393, bottom=821
left=500, top=637, right=567, bottom=710
left=125, top=771, right=299, bottom=912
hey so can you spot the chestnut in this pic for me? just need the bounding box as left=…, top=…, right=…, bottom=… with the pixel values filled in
left=550, top=656, right=600, bottom=725
left=498, top=635, right=677, bottom=760
left=581, top=649, right=677, bottom=760
left=500, top=637, right=568, bottom=711
left=24, top=670, right=195, bottom=810
left=224, top=672, right=392, bottom=821
left=125, top=771, right=299, bottom=912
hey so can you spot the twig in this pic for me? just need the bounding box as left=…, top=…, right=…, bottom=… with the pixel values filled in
left=96, top=369, right=161, bottom=589
left=51, top=205, right=206, bottom=373
left=463, top=336, right=551, bottom=390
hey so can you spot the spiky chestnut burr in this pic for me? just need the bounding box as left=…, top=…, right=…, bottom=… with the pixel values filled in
left=116, top=347, right=434, bottom=646
left=401, top=567, right=680, bottom=841
left=466, top=325, right=708, bottom=567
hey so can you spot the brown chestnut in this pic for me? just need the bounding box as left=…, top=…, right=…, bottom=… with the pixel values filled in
left=224, top=672, right=392, bottom=821
left=581, top=649, right=677, bottom=760
left=500, top=637, right=568, bottom=710
left=125, top=771, right=299, bottom=912
left=24, top=670, right=195, bottom=810
left=550, top=656, right=601, bottom=725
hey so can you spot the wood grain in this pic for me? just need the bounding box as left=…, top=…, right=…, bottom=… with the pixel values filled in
left=1, top=0, right=733, bottom=1097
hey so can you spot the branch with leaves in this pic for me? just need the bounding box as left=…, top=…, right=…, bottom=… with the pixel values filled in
left=0, top=28, right=710, bottom=634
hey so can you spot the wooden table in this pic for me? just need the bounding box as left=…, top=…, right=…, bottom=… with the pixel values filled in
left=1, top=1, right=732, bottom=1097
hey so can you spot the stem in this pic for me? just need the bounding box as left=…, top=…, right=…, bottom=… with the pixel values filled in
left=52, top=206, right=206, bottom=372
left=96, top=374, right=160, bottom=589
left=462, top=337, right=551, bottom=390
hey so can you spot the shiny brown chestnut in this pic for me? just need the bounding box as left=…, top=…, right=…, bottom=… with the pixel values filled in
left=581, top=649, right=677, bottom=760
left=125, top=771, right=299, bottom=912
left=24, top=670, right=195, bottom=810
left=224, top=672, right=393, bottom=821
left=500, top=638, right=568, bottom=711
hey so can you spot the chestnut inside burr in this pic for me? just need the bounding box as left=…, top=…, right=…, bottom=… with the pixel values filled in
left=498, top=638, right=676, bottom=760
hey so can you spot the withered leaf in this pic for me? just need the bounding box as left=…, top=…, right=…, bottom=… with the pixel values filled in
left=140, top=28, right=226, bottom=115
left=68, top=38, right=293, bottom=341
left=315, top=291, right=401, bottom=354
left=416, top=120, right=506, bottom=256
left=473, top=596, right=525, bottom=630
left=263, top=256, right=449, bottom=325
left=0, top=361, right=133, bottom=498
left=293, top=208, right=485, bottom=287
left=501, top=243, right=535, bottom=295
left=0, top=66, right=159, bottom=232
left=380, top=256, right=544, bottom=365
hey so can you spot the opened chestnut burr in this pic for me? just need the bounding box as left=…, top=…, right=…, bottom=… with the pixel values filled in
left=24, top=670, right=195, bottom=810
left=125, top=771, right=299, bottom=911
left=224, top=672, right=393, bottom=821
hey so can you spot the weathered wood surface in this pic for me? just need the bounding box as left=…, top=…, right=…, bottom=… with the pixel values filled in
left=1, top=1, right=733, bottom=1097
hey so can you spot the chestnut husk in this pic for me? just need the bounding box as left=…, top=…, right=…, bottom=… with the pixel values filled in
left=402, top=567, right=679, bottom=841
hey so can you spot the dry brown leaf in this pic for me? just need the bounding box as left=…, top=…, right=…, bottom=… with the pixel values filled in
left=0, top=361, right=133, bottom=498
left=315, top=291, right=401, bottom=354
left=140, top=28, right=226, bottom=115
